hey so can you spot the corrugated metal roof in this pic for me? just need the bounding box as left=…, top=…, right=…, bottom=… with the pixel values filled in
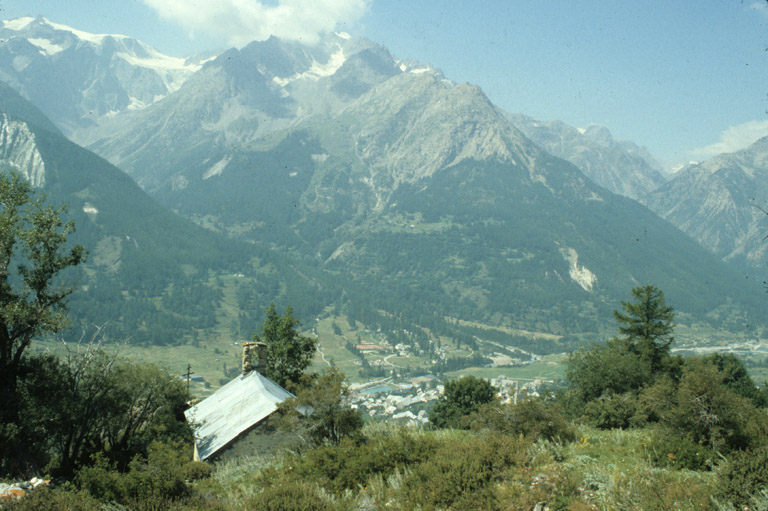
left=184, top=371, right=293, bottom=461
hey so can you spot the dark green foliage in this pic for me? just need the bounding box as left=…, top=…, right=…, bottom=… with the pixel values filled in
left=565, top=285, right=678, bottom=413
left=566, top=338, right=652, bottom=403
left=434, top=353, right=492, bottom=373
left=9, top=350, right=191, bottom=476
left=0, top=171, right=85, bottom=474
left=285, top=431, right=438, bottom=495
left=276, top=367, right=363, bottom=447
left=0, top=486, right=102, bottom=511
left=701, top=352, right=768, bottom=407
left=253, top=303, right=317, bottom=388
left=638, top=357, right=768, bottom=465
left=613, top=285, right=675, bottom=372
left=430, top=375, right=496, bottom=429
left=251, top=479, right=346, bottom=511
left=646, top=431, right=714, bottom=471
left=75, top=441, right=209, bottom=506
left=398, top=434, right=529, bottom=511
left=662, top=358, right=767, bottom=454
left=582, top=392, right=642, bottom=430
left=464, top=399, right=576, bottom=442
left=715, top=446, right=768, bottom=507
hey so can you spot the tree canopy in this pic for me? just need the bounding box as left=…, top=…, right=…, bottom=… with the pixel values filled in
left=430, top=375, right=496, bottom=429
left=276, top=367, right=363, bottom=446
left=0, top=172, right=84, bottom=437
left=252, top=303, right=317, bottom=388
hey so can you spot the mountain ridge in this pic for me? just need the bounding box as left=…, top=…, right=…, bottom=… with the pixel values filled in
left=506, top=113, right=667, bottom=200
left=0, top=15, right=207, bottom=139
left=642, top=135, right=768, bottom=270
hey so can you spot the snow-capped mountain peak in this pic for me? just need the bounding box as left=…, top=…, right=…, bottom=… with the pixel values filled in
left=0, top=15, right=212, bottom=139
left=2, top=16, right=128, bottom=47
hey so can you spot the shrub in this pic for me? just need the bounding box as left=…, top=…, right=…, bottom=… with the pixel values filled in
left=276, top=367, right=363, bottom=446
left=0, top=487, right=101, bottom=511
left=715, top=446, right=768, bottom=507
left=398, top=434, right=529, bottom=510
left=667, top=360, right=767, bottom=454
left=702, top=353, right=768, bottom=407
left=430, top=375, right=496, bottom=429
left=582, top=392, right=641, bottom=430
left=76, top=441, right=209, bottom=506
left=288, top=430, right=438, bottom=494
left=464, top=399, right=575, bottom=442
left=646, top=430, right=715, bottom=471
left=249, top=479, right=348, bottom=511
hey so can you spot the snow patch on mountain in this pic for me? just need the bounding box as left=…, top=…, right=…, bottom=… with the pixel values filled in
left=272, top=45, right=347, bottom=86
left=560, top=247, right=597, bottom=292
left=0, top=16, right=205, bottom=135
left=0, top=114, right=46, bottom=187
left=12, top=56, right=31, bottom=72
left=28, top=37, right=64, bottom=56
left=116, top=50, right=202, bottom=73
left=203, top=155, right=232, bottom=179
left=397, top=60, right=439, bottom=76
left=2, top=17, right=35, bottom=31
left=82, top=203, right=99, bottom=215
left=44, top=18, right=127, bottom=45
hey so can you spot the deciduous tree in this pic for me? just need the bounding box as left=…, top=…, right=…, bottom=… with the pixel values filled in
left=0, top=172, right=84, bottom=468
left=276, top=367, right=362, bottom=446
left=430, top=375, right=496, bottom=429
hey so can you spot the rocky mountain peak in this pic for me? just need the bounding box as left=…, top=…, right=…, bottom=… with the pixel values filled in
left=507, top=113, right=666, bottom=199
left=0, top=113, right=45, bottom=187
left=342, top=73, right=536, bottom=185
left=582, top=124, right=614, bottom=146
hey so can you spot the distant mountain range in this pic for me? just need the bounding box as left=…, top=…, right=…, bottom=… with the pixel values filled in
left=506, top=113, right=667, bottom=200
left=0, top=17, right=765, bottom=345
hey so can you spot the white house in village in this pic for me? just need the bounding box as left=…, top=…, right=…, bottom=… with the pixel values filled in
left=184, top=342, right=294, bottom=461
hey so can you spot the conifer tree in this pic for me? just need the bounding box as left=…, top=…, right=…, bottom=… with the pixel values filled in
left=252, top=303, right=316, bottom=388
left=613, top=284, right=675, bottom=372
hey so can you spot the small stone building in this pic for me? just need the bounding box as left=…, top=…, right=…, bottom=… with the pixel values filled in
left=184, top=342, right=294, bottom=461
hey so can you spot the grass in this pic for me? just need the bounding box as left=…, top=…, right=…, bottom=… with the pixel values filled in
left=446, top=354, right=567, bottom=381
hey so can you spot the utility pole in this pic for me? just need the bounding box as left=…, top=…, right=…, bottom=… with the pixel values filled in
left=183, top=363, right=193, bottom=398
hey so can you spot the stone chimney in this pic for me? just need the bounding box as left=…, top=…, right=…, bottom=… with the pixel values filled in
left=241, top=341, right=268, bottom=374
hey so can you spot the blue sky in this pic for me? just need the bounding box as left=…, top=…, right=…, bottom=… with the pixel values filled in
left=3, top=0, right=768, bottom=167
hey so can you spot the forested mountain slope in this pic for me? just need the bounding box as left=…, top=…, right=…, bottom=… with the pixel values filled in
left=0, top=82, right=337, bottom=344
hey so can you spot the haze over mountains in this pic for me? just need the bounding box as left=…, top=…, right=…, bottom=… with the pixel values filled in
left=0, top=16, right=206, bottom=138
left=0, top=16, right=766, bottom=346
